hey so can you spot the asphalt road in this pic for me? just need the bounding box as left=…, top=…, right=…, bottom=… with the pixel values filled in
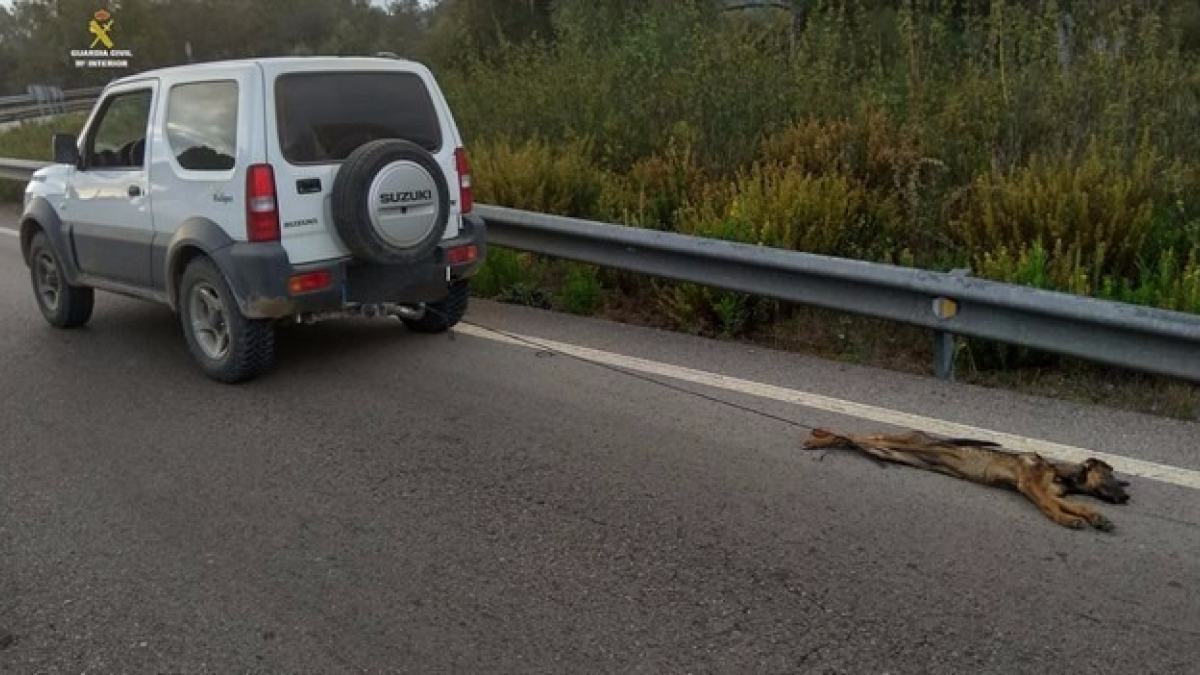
left=1, top=215, right=1199, bottom=674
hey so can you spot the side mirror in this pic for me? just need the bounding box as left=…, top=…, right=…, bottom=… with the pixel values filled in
left=52, top=133, right=81, bottom=166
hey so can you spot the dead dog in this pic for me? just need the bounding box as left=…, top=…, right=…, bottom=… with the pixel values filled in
left=803, top=428, right=1130, bottom=531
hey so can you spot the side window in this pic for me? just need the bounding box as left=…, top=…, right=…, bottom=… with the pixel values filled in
left=166, top=81, right=238, bottom=171
left=86, top=89, right=152, bottom=170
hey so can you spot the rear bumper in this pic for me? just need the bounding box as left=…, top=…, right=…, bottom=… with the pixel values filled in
left=228, top=214, right=487, bottom=319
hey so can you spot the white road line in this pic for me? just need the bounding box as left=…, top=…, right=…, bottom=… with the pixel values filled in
left=0, top=227, right=17, bottom=238
left=457, top=324, right=1200, bottom=491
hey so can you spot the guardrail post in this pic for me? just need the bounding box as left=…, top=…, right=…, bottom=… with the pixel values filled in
left=50, top=86, right=65, bottom=114
left=932, top=268, right=970, bottom=381
left=27, top=84, right=44, bottom=117
left=933, top=326, right=955, bottom=381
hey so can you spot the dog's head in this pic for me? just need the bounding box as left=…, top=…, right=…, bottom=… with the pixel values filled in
left=1065, top=458, right=1131, bottom=504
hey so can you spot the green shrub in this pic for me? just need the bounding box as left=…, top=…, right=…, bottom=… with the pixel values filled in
left=471, top=248, right=538, bottom=299
left=468, top=136, right=610, bottom=218
left=607, top=122, right=707, bottom=230
left=759, top=109, right=923, bottom=194
left=949, top=139, right=1165, bottom=292
left=676, top=160, right=901, bottom=260
left=656, top=282, right=774, bottom=339
left=559, top=265, right=604, bottom=316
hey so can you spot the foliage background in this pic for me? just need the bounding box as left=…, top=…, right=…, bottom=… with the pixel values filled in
left=2, top=0, right=1199, bottom=375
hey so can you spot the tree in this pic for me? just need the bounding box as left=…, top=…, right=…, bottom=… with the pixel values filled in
left=423, top=0, right=555, bottom=67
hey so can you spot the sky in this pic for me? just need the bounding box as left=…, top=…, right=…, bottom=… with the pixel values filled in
left=0, top=1, right=407, bottom=8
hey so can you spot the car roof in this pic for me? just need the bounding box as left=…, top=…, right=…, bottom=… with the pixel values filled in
left=106, top=55, right=420, bottom=88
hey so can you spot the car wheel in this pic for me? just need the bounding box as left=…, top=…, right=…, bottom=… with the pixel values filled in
left=331, top=139, right=450, bottom=265
left=29, top=232, right=93, bottom=328
left=402, top=279, right=470, bottom=333
left=179, top=256, right=275, bottom=384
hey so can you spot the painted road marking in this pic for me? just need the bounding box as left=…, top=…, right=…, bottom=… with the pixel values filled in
left=457, top=324, right=1200, bottom=491
left=0, top=227, right=17, bottom=238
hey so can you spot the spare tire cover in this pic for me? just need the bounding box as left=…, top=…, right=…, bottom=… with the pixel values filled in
left=331, top=139, right=450, bottom=265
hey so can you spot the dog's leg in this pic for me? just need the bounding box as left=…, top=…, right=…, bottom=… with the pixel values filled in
left=1029, top=470, right=1114, bottom=531
left=1019, top=458, right=1114, bottom=531
left=1054, top=496, right=1114, bottom=532
left=1020, top=482, right=1089, bottom=529
left=1015, top=461, right=1104, bottom=529
left=803, top=430, right=939, bottom=470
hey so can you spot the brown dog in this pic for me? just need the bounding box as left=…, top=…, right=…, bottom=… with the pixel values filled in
left=803, top=428, right=1130, bottom=531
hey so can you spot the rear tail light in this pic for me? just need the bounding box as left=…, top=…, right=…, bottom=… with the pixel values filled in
left=288, top=271, right=332, bottom=294
left=246, top=163, right=280, bottom=242
left=445, top=244, right=478, bottom=266
left=454, top=147, right=473, bottom=215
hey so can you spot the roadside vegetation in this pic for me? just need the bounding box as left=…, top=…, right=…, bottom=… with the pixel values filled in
left=1, top=0, right=1196, bottom=417
left=0, top=113, right=87, bottom=201
left=451, top=0, right=1200, bottom=416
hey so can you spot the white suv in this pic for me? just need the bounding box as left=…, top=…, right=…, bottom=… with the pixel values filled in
left=18, top=55, right=486, bottom=383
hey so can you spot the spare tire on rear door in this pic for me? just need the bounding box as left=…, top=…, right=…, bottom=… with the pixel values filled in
left=331, top=139, right=450, bottom=264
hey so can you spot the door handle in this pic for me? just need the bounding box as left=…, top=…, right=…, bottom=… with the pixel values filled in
left=128, top=185, right=142, bottom=197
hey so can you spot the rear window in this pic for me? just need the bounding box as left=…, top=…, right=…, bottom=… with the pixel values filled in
left=167, top=80, right=238, bottom=171
left=275, top=71, right=443, bottom=165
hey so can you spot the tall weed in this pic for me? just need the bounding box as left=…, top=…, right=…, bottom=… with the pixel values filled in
left=950, top=138, right=1164, bottom=290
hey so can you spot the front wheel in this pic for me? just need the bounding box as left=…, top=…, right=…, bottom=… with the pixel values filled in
left=179, top=257, right=275, bottom=384
left=401, top=279, right=469, bottom=333
left=28, top=232, right=93, bottom=328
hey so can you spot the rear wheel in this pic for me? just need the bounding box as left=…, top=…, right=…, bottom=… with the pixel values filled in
left=29, top=232, right=93, bottom=328
left=179, top=257, right=275, bottom=384
left=402, top=279, right=469, bottom=333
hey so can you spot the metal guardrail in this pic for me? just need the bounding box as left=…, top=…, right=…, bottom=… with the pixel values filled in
left=0, top=158, right=52, bottom=182
left=0, top=86, right=102, bottom=123
left=0, top=158, right=1197, bottom=383
left=476, top=205, right=1200, bottom=384
left=0, top=99, right=96, bottom=124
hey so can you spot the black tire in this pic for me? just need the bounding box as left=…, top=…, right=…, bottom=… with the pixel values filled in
left=178, top=257, right=275, bottom=384
left=28, top=232, right=93, bottom=328
left=331, top=139, right=450, bottom=265
left=402, top=279, right=470, bottom=333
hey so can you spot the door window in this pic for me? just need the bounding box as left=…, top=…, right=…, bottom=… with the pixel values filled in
left=86, top=89, right=153, bottom=170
